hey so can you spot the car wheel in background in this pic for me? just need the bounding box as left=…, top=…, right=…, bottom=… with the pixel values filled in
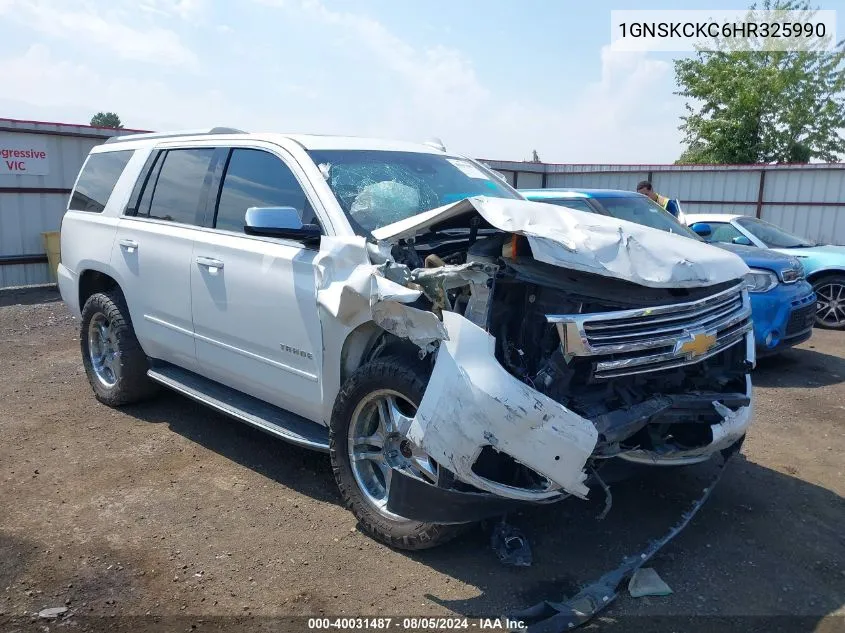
left=813, top=275, right=845, bottom=330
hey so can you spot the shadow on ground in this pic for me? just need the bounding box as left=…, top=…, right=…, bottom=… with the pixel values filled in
left=412, top=456, right=845, bottom=623
left=117, top=388, right=845, bottom=626
left=122, top=391, right=338, bottom=506
left=0, top=286, right=61, bottom=308
left=754, top=345, right=845, bottom=388
left=0, top=531, right=153, bottom=632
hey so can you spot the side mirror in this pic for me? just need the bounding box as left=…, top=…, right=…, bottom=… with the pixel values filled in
left=690, top=222, right=712, bottom=238
left=732, top=235, right=753, bottom=246
left=244, top=206, right=321, bottom=244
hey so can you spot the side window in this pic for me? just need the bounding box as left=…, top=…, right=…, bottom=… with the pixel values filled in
left=214, top=149, right=319, bottom=234
left=708, top=223, right=745, bottom=244
left=131, top=151, right=163, bottom=217
left=145, top=148, right=215, bottom=225
left=69, top=150, right=134, bottom=213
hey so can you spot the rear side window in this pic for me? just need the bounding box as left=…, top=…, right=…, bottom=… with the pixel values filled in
left=144, top=148, right=215, bottom=225
left=69, top=150, right=134, bottom=213
left=214, top=149, right=318, bottom=233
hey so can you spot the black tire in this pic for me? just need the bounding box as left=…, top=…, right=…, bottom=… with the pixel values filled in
left=329, top=356, right=465, bottom=550
left=812, top=274, right=845, bottom=330
left=80, top=290, right=158, bottom=406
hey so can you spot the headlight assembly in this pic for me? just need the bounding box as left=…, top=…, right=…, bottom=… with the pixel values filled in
left=744, top=268, right=779, bottom=293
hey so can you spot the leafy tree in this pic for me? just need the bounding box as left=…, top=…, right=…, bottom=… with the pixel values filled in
left=89, top=112, right=124, bottom=129
left=674, top=0, right=845, bottom=164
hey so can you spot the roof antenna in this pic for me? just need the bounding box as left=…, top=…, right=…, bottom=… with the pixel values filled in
left=424, top=137, right=446, bottom=152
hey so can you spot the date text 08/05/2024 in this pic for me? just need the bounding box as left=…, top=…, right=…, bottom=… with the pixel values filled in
left=307, top=617, right=526, bottom=630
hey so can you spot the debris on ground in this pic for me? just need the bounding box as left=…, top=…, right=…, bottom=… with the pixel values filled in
left=2, top=293, right=843, bottom=624
left=628, top=568, right=673, bottom=597
left=38, top=607, right=68, bottom=619
left=510, top=445, right=739, bottom=630
left=590, top=467, right=612, bottom=521
left=491, top=520, right=532, bottom=567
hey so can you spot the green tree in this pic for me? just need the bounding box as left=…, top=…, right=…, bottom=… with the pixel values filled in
left=674, top=0, right=845, bottom=164
left=89, top=112, right=124, bottom=129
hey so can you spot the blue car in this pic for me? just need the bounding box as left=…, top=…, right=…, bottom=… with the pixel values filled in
left=685, top=214, right=845, bottom=330
left=520, top=189, right=816, bottom=355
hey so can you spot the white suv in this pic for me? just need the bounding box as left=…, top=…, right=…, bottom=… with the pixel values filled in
left=59, top=128, right=755, bottom=549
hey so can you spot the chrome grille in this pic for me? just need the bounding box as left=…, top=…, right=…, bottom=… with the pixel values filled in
left=547, top=282, right=752, bottom=379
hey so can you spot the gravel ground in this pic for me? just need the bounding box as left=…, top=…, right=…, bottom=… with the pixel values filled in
left=0, top=288, right=843, bottom=632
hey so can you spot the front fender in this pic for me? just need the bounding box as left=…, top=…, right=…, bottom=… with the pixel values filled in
left=407, top=311, right=599, bottom=501
left=807, top=266, right=845, bottom=282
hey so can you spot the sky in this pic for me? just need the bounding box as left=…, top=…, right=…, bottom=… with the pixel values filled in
left=0, top=0, right=842, bottom=164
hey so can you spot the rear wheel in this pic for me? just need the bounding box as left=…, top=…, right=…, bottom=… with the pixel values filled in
left=812, top=275, right=845, bottom=330
left=329, top=356, right=464, bottom=550
left=80, top=290, right=158, bottom=406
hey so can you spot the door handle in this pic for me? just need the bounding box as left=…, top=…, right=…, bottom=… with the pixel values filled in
left=196, top=256, right=224, bottom=273
left=118, top=239, right=138, bottom=253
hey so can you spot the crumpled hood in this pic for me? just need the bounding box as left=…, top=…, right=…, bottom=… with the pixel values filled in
left=372, top=196, right=750, bottom=288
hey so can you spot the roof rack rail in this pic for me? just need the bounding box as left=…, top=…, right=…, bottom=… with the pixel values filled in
left=104, top=127, right=248, bottom=144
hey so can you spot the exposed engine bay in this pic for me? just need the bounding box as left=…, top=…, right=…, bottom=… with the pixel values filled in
left=393, top=223, right=751, bottom=496
left=315, top=196, right=755, bottom=514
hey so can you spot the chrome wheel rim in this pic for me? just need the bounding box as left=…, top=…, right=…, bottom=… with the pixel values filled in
left=347, top=389, right=438, bottom=520
left=815, top=282, right=845, bottom=327
left=87, top=312, right=120, bottom=387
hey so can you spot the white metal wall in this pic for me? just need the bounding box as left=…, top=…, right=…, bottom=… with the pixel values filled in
left=485, top=160, right=845, bottom=246
left=3, top=127, right=844, bottom=288
left=0, top=119, right=125, bottom=288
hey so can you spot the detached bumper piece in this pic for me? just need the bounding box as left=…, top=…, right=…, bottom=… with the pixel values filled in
left=407, top=312, right=599, bottom=501
left=386, top=467, right=530, bottom=524
left=509, top=439, right=743, bottom=632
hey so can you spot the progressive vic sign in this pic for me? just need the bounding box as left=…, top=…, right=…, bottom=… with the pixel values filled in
left=0, top=135, right=50, bottom=176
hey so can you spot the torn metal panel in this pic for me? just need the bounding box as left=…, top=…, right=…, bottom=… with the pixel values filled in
left=370, top=301, right=447, bottom=352
left=511, top=443, right=740, bottom=631
left=618, top=376, right=753, bottom=466
left=463, top=280, right=493, bottom=329
left=411, top=261, right=498, bottom=328
left=372, top=196, right=749, bottom=289
left=407, top=311, right=599, bottom=501
left=314, top=235, right=447, bottom=350
left=411, top=261, right=496, bottom=298
left=314, top=235, right=383, bottom=325
left=315, top=236, right=448, bottom=423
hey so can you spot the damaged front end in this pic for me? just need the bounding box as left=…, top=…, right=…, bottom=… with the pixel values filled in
left=326, top=196, right=755, bottom=523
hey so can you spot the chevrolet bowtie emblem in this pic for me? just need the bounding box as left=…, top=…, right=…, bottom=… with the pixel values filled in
left=677, top=331, right=717, bottom=358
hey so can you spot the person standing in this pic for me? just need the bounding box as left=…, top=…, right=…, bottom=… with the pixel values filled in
left=636, top=181, right=683, bottom=219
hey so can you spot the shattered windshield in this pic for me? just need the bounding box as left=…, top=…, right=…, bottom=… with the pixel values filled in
left=307, top=150, right=520, bottom=233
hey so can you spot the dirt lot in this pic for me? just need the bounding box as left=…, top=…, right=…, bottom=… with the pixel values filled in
left=0, top=287, right=843, bottom=632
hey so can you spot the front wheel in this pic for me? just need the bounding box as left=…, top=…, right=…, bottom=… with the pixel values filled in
left=813, top=275, right=845, bottom=330
left=80, top=290, right=158, bottom=406
left=329, top=356, right=465, bottom=550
